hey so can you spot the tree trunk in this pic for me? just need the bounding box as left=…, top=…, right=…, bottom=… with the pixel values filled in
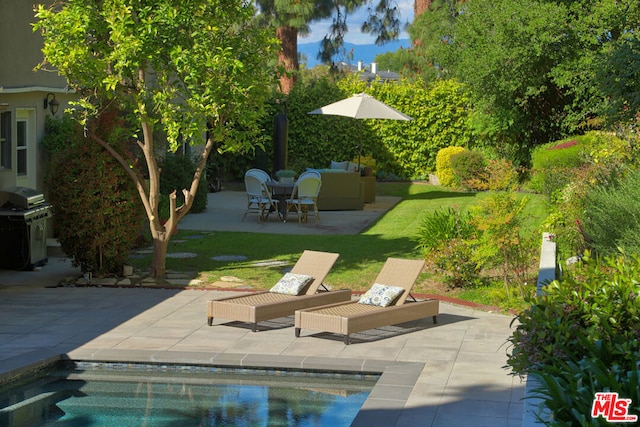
left=414, top=0, right=432, bottom=16
left=91, top=104, right=218, bottom=279
left=277, top=26, right=298, bottom=94
left=150, top=230, right=171, bottom=278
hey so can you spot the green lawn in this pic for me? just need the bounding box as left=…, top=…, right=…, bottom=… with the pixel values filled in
left=129, top=182, right=549, bottom=310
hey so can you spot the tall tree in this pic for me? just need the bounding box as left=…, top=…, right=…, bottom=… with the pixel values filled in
left=34, top=0, right=279, bottom=277
left=258, top=0, right=402, bottom=93
left=414, top=0, right=432, bottom=17
left=416, top=0, right=640, bottom=161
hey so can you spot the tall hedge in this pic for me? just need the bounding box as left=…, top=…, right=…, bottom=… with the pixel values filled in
left=257, top=76, right=476, bottom=179
left=360, top=77, right=476, bottom=178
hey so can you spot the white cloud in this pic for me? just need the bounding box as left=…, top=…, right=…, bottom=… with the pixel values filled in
left=300, top=0, right=413, bottom=44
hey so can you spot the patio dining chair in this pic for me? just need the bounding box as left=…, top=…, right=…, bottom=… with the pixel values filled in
left=246, top=168, right=271, bottom=184
left=286, top=171, right=322, bottom=223
left=242, top=173, right=281, bottom=222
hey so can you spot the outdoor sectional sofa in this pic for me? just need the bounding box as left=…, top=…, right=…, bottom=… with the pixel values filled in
left=316, top=170, right=365, bottom=210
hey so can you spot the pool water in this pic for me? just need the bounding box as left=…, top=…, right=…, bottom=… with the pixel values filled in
left=0, top=361, right=378, bottom=427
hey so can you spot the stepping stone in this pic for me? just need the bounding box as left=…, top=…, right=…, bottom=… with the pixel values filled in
left=166, top=252, right=197, bottom=259
left=252, top=260, right=288, bottom=267
left=212, top=255, right=248, bottom=262
left=220, top=276, right=244, bottom=283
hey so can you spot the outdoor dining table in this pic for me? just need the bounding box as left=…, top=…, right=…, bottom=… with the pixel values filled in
left=266, top=180, right=294, bottom=221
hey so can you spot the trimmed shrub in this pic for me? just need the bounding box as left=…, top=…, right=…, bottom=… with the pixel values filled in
left=450, top=150, right=486, bottom=190
left=45, top=113, right=145, bottom=275
left=529, top=139, right=583, bottom=197
left=435, top=146, right=467, bottom=187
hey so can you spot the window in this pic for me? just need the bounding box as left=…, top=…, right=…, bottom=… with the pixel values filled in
left=0, top=111, right=10, bottom=169
left=17, top=119, right=27, bottom=175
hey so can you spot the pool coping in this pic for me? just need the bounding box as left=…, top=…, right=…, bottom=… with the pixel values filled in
left=0, top=348, right=425, bottom=427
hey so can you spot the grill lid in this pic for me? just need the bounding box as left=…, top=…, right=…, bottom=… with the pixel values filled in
left=0, top=186, right=46, bottom=209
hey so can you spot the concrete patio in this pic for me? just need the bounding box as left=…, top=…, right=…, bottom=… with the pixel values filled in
left=0, top=190, right=527, bottom=426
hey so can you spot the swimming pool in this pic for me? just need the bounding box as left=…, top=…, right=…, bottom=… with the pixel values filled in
left=0, top=361, right=379, bottom=426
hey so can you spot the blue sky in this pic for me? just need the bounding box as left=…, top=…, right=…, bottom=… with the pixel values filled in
left=299, top=0, right=414, bottom=45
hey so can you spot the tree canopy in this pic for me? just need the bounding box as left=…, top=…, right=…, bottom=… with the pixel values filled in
left=34, top=0, right=279, bottom=277
left=404, top=0, right=640, bottom=162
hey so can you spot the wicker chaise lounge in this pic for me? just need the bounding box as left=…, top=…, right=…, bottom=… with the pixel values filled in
left=206, top=250, right=351, bottom=332
left=294, top=257, right=439, bottom=344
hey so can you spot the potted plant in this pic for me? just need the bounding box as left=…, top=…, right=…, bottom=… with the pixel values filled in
left=275, top=169, right=296, bottom=183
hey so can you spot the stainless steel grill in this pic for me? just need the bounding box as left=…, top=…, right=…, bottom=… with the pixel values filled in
left=0, top=187, right=53, bottom=270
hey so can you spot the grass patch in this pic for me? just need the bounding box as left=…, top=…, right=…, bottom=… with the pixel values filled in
left=129, top=182, right=549, bottom=311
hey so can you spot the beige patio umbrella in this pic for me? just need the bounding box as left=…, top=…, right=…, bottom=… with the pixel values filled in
left=308, top=92, right=412, bottom=120
left=308, top=92, right=412, bottom=168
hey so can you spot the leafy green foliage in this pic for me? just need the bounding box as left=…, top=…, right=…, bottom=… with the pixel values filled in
left=508, top=252, right=640, bottom=425
left=160, top=154, right=208, bottom=214
left=263, top=76, right=475, bottom=179
left=435, top=146, right=466, bottom=187
left=416, top=199, right=536, bottom=291
left=529, top=139, right=583, bottom=196
left=434, top=238, right=481, bottom=289
left=537, top=131, right=635, bottom=258
left=469, top=158, right=520, bottom=192
left=435, top=0, right=574, bottom=150
left=418, top=0, right=640, bottom=156
left=365, top=78, right=476, bottom=178
left=450, top=150, right=486, bottom=190
left=583, top=169, right=640, bottom=256
left=508, top=252, right=640, bottom=375
left=422, top=212, right=480, bottom=289
left=45, top=116, right=145, bottom=275
left=597, top=31, right=640, bottom=126
left=405, top=0, right=462, bottom=82
left=34, top=0, right=279, bottom=277
left=415, top=207, right=475, bottom=252
left=470, top=192, right=535, bottom=299
left=531, top=357, right=640, bottom=426
left=40, top=116, right=77, bottom=154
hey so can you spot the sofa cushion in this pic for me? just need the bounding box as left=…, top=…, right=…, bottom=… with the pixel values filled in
left=330, top=160, right=349, bottom=170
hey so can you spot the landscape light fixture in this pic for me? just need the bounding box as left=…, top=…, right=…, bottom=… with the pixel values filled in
left=44, top=93, right=59, bottom=115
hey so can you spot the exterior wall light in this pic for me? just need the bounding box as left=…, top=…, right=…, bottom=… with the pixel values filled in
left=44, top=93, right=59, bottom=115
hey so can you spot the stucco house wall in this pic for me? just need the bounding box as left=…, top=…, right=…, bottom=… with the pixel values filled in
left=0, top=0, right=73, bottom=192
